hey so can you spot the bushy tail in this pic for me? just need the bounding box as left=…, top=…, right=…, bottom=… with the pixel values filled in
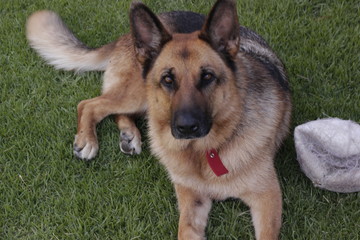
left=26, top=10, right=115, bottom=72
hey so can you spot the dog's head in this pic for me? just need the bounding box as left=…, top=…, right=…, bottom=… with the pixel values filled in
left=130, top=0, right=240, bottom=142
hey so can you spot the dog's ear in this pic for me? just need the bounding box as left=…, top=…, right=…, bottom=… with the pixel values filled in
left=200, top=0, right=240, bottom=58
left=130, top=2, right=172, bottom=65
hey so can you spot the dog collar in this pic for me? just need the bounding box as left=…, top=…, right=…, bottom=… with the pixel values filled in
left=206, top=149, right=229, bottom=176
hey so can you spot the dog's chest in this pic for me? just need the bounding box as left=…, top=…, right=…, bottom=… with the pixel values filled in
left=160, top=150, right=252, bottom=199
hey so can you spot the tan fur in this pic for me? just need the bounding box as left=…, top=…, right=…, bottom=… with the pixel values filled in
left=27, top=1, right=291, bottom=239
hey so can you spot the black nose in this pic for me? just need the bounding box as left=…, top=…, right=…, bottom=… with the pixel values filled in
left=176, top=116, right=200, bottom=136
left=171, top=108, right=211, bottom=139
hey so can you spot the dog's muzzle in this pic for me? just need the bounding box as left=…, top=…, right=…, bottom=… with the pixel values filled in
left=171, top=108, right=212, bottom=139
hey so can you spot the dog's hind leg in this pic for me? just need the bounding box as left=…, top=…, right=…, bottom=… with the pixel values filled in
left=115, top=114, right=142, bottom=155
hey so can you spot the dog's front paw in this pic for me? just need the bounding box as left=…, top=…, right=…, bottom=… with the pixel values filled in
left=120, top=130, right=142, bottom=155
left=73, top=134, right=99, bottom=160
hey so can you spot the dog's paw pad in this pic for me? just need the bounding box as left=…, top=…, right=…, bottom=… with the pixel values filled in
left=120, top=131, right=142, bottom=155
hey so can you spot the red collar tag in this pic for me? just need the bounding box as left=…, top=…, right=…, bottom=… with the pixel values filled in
left=206, top=149, right=229, bottom=177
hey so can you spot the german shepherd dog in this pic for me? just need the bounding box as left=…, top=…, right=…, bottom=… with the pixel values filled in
left=26, top=0, right=291, bottom=239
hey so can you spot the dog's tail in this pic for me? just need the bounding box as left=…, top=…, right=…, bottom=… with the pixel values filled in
left=26, top=10, right=115, bottom=72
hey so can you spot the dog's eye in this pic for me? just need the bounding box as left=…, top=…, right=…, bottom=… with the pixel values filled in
left=161, top=74, right=176, bottom=90
left=163, top=75, right=173, bottom=84
left=198, top=71, right=216, bottom=89
left=202, top=73, right=214, bottom=82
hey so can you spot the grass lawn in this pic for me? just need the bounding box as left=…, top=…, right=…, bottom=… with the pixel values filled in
left=1, top=0, right=359, bottom=239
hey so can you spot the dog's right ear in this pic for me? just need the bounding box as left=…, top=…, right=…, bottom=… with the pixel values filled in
left=130, top=2, right=171, bottom=65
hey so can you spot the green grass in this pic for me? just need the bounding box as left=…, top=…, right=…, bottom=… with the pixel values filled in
left=1, top=0, right=359, bottom=239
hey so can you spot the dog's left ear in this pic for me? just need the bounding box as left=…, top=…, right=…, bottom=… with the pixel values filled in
left=200, top=0, right=240, bottom=58
left=130, top=2, right=172, bottom=65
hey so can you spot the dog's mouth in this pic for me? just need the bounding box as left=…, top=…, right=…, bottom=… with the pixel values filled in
left=171, top=109, right=212, bottom=139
